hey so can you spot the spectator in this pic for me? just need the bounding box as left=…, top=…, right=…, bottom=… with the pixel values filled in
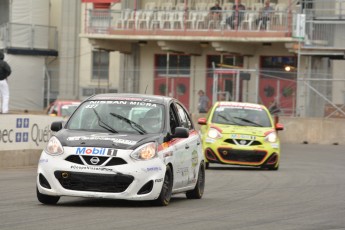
left=198, top=90, right=210, bottom=113
left=226, top=0, right=246, bottom=29
left=209, top=1, right=222, bottom=20
left=256, top=0, right=274, bottom=30
left=268, top=99, right=281, bottom=115
left=0, top=51, right=11, bottom=114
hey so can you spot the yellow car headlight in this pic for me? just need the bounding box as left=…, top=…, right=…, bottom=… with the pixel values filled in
left=208, top=127, right=222, bottom=139
left=265, top=131, right=278, bottom=143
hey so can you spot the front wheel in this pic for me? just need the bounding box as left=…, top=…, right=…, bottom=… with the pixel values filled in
left=205, top=162, right=209, bottom=169
left=268, top=162, right=279, bottom=171
left=36, top=187, right=60, bottom=205
left=186, top=162, right=205, bottom=199
left=152, top=165, right=173, bottom=206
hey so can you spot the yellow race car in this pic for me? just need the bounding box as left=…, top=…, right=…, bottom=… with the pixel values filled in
left=198, top=101, right=284, bottom=170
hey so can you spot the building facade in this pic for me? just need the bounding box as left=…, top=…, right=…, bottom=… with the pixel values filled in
left=79, top=0, right=345, bottom=118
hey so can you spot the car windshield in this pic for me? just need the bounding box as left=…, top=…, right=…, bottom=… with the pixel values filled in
left=66, top=100, right=164, bottom=134
left=211, top=105, right=272, bottom=127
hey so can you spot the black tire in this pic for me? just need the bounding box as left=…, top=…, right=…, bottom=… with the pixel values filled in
left=262, top=162, right=279, bottom=171
left=268, top=163, right=279, bottom=171
left=205, top=162, right=209, bottom=169
left=36, top=187, right=60, bottom=205
left=152, top=165, right=173, bottom=206
left=186, top=162, right=205, bottom=199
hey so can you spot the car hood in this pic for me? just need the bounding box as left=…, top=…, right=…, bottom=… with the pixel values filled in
left=214, top=124, right=274, bottom=137
left=55, top=129, right=164, bottom=150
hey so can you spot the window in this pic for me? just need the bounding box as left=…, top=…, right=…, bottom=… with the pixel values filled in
left=175, top=103, right=193, bottom=130
left=92, top=50, right=109, bottom=80
left=260, top=56, right=297, bottom=79
left=155, top=54, right=191, bottom=77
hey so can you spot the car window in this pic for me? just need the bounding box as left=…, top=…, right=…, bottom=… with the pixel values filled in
left=67, top=100, right=164, bottom=134
left=169, top=104, right=179, bottom=134
left=48, top=104, right=59, bottom=115
left=212, top=105, right=272, bottom=127
left=175, top=103, right=193, bottom=130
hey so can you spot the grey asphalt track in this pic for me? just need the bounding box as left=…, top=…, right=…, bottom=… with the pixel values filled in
left=0, top=143, right=344, bottom=230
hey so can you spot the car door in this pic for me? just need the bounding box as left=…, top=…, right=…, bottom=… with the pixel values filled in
left=168, top=103, right=187, bottom=189
left=174, top=102, right=201, bottom=187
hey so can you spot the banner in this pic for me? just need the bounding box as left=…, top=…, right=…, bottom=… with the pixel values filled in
left=0, top=115, right=63, bottom=151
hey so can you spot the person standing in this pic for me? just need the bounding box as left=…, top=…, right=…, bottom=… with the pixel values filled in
left=198, top=90, right=210, bottom=113
left=0, top=51, right=12, bottom=114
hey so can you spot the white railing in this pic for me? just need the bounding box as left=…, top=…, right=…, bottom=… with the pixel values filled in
left=86, top=9, right=291, bottom=34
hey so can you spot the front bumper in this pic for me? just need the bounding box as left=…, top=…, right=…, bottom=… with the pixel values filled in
left=37, top=150, right=166, bottom=201
left=202, top=137, right=280, bottom=167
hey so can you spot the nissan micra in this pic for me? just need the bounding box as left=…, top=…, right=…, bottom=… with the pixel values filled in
left=37, top=94, right=205, bottom=206
left=198, top=101, right=284, bottom=170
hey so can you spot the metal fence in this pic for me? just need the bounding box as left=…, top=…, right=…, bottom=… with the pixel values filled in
left=42, top=65, right=345, bottom=118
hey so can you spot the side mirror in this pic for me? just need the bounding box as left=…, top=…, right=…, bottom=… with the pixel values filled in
left=51, top=121, right=63, bottom=132
left=198, top=117, right=207, bottom=125
left=275, top=123, right=284, bottom=131
left=172, top=127, right=189, bottom=138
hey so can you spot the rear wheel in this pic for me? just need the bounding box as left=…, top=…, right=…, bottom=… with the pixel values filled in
left=186, top=162, right=205, bottom=199
left=36, top=187, right=60, bottom=205
left=152, top=165, right=173, bottom=206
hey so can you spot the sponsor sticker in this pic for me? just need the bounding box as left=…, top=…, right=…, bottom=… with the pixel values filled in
left=75, top=147, right=107, bottom=155
left=146, top=166, right=162, bottom=172
left=67, top=136, right=137, bottom=145
left=271, top=143, right=279, bottom=149
left=70, top=165, right=114, bottom=172
left=39, top=159, right=48, bottom=164
left=205, top=138, right=216, bottom=143
left=231, top=134, right=256, bottom=140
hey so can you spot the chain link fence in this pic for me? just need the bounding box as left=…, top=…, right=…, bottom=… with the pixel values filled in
left=44, top=66, right=345, bottom=119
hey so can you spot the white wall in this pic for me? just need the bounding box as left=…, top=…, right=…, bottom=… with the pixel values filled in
left=10, top=0, right=49, bottom=25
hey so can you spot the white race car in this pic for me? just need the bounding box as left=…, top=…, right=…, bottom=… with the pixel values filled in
left=37, top=93, right=205, bottom=206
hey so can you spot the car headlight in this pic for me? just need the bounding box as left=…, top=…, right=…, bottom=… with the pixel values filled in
left=208, top=127, right=222, bottom=139
left=265, top=131, right=278, bottom=143
left=45, top=136, right=64, bottom=156
left=131, top=142, right=157, bottom=160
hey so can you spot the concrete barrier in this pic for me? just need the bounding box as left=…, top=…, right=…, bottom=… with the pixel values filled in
left=1, top=114, right=344, bottom=169
left=193, top=114, right=345, bottom=145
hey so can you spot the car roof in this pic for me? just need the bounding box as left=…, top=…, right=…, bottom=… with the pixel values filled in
left=216, top=101, right=266, bottom=109
left=87, top=93, right=174, bottom=105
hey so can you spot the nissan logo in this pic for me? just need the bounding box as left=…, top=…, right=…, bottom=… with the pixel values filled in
left=240, top=140, right=247, bottom=145
left=90, top=157, right=100, bottom=165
